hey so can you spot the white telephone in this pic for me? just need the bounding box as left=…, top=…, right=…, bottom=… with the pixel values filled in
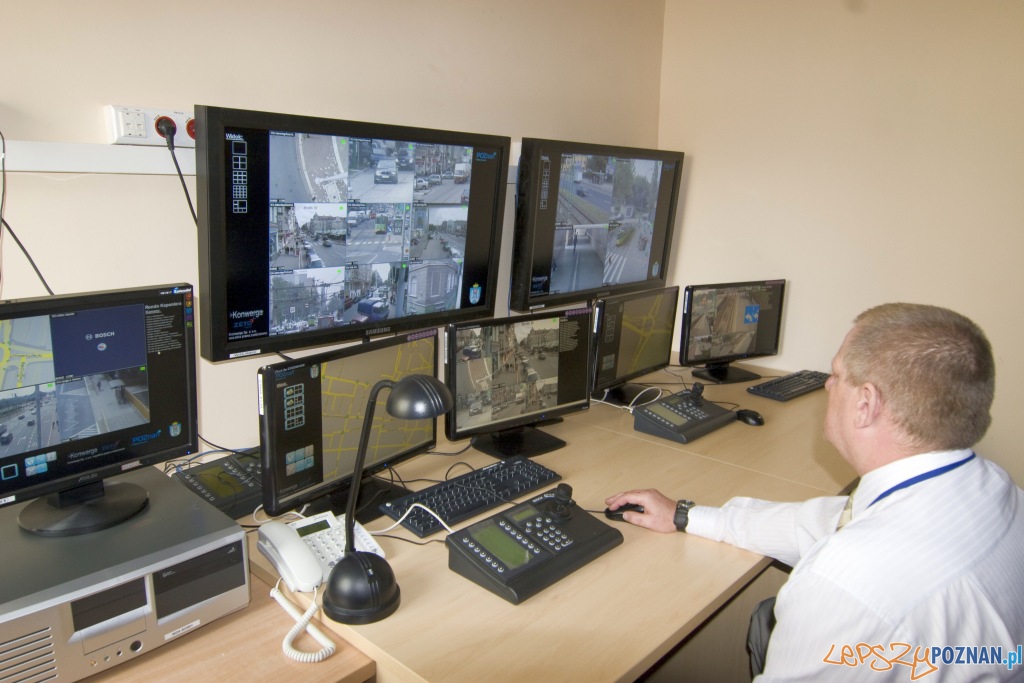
left=257, top=511, right=385, bottom=593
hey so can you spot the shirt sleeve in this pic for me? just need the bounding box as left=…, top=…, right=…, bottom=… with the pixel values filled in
left=687, top=496, right=848, bottom=567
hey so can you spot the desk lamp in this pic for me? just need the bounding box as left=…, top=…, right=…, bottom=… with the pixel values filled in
left=322, top=374, right=453, bottom=624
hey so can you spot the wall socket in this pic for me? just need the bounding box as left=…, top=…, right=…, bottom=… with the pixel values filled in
left=106, top=105, right=196, bottom=148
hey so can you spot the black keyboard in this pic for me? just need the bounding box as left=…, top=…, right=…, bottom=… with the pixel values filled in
left=747, top=370, right=830, bottom=402
left=378, top=457, right=562, bottom=537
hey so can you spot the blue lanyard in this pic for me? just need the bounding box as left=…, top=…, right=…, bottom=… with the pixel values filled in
left=868, top=453, right=976, bottom=508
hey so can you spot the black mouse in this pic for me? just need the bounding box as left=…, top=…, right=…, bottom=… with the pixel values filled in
left=736, top=409, right=765, bottom=426
left=604, top=503, right=644, bottom=522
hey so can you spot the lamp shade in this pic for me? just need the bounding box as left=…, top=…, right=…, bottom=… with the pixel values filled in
left=385, top=374, right=453, bottom=420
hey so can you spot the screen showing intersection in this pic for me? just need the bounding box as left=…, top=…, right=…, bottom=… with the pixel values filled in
left=258, top=329, right=438, bottom=516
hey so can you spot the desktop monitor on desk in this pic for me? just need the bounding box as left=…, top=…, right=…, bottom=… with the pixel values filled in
left=256, top=328, right=439, bottom=518
left=0, top=284, right=199, bottom=536
left=679, top=279, right=786, bottom=384
left=591, top=286, right=679, bottom=406
left=445, top=307, right=592, bottom=459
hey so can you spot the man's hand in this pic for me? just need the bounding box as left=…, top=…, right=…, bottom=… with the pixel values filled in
left=604, top=489, right=679, bottom=533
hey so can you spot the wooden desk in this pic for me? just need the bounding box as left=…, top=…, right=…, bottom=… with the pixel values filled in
left=247, top=369, right=854, bottom=683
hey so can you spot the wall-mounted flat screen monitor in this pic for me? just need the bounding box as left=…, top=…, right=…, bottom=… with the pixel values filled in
left=0, top=284, right=199, bottom=536
left=592, top=286, right=679, bottom=406
left=445, top=307, right=592, bottom=460
left=679, top=280, right=786, bottom=384
left=257, top=328, right=438, bottom=519
left=195, top=105, right=511, bottom=361
left=509, top=138, right=684, bottom=312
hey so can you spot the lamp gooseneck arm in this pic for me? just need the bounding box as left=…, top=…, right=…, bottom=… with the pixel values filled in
left=345, top=379, right=394, bottom=554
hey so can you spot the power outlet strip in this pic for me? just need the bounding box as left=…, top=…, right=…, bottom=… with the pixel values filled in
left=106, top=104, right=196, bottom=148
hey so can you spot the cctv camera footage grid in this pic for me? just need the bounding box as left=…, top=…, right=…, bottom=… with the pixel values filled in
left=262, top=132, right=475, bottom=338
left=540, top=153, right=665, bottom=296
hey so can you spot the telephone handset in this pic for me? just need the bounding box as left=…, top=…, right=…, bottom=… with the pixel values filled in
left=257, top=511, right=385, bottom=592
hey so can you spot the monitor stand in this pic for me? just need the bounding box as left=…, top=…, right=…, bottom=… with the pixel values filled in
left=692, top=362, right=762, bottom=384
left=18, top=479, right=150, bottom=538
left=593, top=383, right=662, bottom=408
left=310, top=476, right=413, bottom=524
left=471, top=423, right=565, bottom=460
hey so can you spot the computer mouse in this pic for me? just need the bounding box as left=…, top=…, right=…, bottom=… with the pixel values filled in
left=604, top=503, right=644, bottom=522
left=736, top=409, right=765, bottom=426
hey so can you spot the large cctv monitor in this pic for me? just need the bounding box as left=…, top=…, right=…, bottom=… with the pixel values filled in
left=509, top=138, right=684, bottom=312
left=195, top=105, right=511, bottom=361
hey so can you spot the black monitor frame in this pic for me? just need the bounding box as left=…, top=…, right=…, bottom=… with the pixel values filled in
left=257, top=328, right=439, bottom=519
left=591, top=285, right=680, bottom=406
left=509, top=137, right=684, bottom=312
left=679, top=279, right=786, bottom=384
left=0, top=284, right=199, bottom=536
left=444, top=307, right=592, bottom=460
left=195, top=105, right=511, bottom=362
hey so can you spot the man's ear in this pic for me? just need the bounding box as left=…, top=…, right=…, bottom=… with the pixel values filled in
left=854, top=382, right=884, bottom=428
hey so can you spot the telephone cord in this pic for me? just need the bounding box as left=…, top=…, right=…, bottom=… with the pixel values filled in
left=270, top=580, right=336, bottom=663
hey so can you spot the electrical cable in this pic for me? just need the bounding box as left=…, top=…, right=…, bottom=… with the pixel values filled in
left=155, top=117, right=198, bottom=227
left=1, top=218, right=54, bottom=296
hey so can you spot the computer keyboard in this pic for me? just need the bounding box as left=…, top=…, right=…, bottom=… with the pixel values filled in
left=747, top=370, right=830, bottom=402
left=378, top=456, right=562, bottom=537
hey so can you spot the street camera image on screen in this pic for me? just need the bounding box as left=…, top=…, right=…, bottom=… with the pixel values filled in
left=260, top=330, right=437, bottom=514
left=235, top=132, right=481, bottom=341
left=545, top=154, right=665, bottom=293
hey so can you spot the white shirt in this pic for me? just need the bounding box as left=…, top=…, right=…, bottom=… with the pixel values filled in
left=688, top=449, right=1024, bottom=682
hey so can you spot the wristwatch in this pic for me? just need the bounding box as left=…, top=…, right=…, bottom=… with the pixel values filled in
left=674, top=499, right=696, bottom=532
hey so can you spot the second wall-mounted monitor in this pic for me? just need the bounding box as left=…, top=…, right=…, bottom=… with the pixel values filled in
left=509, top=138, right=684, bottom=312
left=445, top=307, right=592, bottom=460
left=195, top=105, right=511, bottom=361
left=592, top=286, right=679, bottom=407
left=679, top=280, right=786, bottom=384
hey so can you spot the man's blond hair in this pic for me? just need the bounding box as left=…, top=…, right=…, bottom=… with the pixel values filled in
left=843, top=303, right=994, bottom=450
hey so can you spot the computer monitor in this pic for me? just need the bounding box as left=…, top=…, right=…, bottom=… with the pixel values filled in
left=509, top=138, right=684, bottom=312
left=591, top=286, right=679, bottom=406
left=195, top=105, right=511, bottom=362
left=257, top=328, right=439, bottom=519
left=679, top=280, right=786, bottom=384
left=0, top=284, right=199, bottom=536
left=445, top=307, right=592, bottom=459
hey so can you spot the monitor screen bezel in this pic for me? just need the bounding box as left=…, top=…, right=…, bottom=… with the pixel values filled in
left=0, top=283, right=199, bottom=511
left=509, top=137, right=685, bottom=312
left=444, top=307, right=593, bottom=444
left=678, top=279, right=787, bottom=370
left=196, top=104, right=511, bottom=362
left=591, top=285, right=680, bottom=396
left=257, top=328, right=440, bottom=517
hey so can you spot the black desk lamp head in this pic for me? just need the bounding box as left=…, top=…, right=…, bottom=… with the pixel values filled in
left=322, top=374, right=453, bottom=625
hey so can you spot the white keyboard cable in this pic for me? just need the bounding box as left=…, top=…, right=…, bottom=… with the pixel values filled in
left=269, top=579, right=337, bottom=663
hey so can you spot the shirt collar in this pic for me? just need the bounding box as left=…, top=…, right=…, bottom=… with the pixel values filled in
left=851, top=448, right=974, bottom=518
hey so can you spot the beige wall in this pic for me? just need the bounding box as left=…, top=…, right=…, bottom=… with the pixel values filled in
left=660, top=0, right=1024, bottom=485
left=2, top=0, right=666, bottom=451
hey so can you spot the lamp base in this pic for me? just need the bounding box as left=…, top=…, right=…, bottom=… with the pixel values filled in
left=322, top=551, right=401, bottom=624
